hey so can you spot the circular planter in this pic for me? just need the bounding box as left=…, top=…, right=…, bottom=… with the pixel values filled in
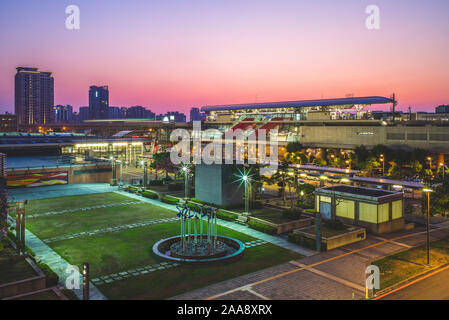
left=152, top=235, right=245, bottom=264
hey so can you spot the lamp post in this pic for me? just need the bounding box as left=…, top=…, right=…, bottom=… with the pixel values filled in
left=110, top=156, right=117, bottom=186
left=182, top=166, right=189, bottom=199
left=439, top=163, right=445, bottom=179
left=243, top=175, right=250, bottom=214
left=141, top=160, right=148, bottom=187
left=82, top=262, right=90, bottom=300
left=380, top=154, right=385, bottom=176
left=423, top=188, right=433, bottom=267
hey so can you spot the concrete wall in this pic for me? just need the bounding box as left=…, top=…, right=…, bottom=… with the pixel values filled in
left=300, top=125, right=449, bottom=152
left=195, top=164, right=243, bottom=207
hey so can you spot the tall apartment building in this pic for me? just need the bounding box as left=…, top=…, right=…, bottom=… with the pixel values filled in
left=88, top=86, right=109, bottom=120
left=190, top=107, right=204, bottom=122
left=79, top=106, right=89, bottom=122
left=53, top=105, right=73, bottom=123
left=15, top=67, right=54, bottom=125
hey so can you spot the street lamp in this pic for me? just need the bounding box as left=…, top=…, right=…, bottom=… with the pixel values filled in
left=380, top=154, right=385, bottom=176
left=319, top=175, right=327, bottom=187
left=182, top=165, right=189, bottom=199
left=242, top=174, right=250, bottom=214
left=439, top=163, right=445, bottom=179
left=141, top=160, right=148, bottom=187
left=423, top=188, right=433, bottom=267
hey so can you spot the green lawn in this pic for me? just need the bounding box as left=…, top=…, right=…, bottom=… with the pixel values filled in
left=49, top=222, right=258, bottom=277
left=25, top=203, right=176, bottom=239
left=100, top=244, right=301, bottom=300
left=23, top=192, right=132, bottom=216
left=373, top=237, right=449, bottom=289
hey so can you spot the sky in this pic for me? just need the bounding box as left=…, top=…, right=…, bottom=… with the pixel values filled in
left=0, top=0, right=448, bottom=114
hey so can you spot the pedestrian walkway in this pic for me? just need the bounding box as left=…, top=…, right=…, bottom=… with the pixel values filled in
left=8, top=183, right=118, bottom=201
left=115, top=191, right=315, bottom=257
left=12, top=227, right=107, bottom=300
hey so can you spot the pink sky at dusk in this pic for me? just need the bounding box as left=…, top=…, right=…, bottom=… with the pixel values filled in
left=0, top=0, right=448, bottom=115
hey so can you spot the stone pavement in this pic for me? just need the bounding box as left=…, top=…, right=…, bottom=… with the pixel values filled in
left=11, top=227, right=107, bottom=300
left=8, top=183, right=119, bottom=201
left=114, top=190, right=315, bottom=257
left=172, top=225, right=449, bottom=300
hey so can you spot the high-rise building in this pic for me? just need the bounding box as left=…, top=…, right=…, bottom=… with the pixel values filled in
left=79, top=106, right=89, bottom=122
left=190, top=107, right=204, bottom=122
left=15, top=67, right=54, bottom=125
left=436, top=105, right=449, bottom=114
left=53, top=105, right=73, bottom=123
left=88, top=86, right=109, bottom=120
left=126, top=106, right=155, bottom=119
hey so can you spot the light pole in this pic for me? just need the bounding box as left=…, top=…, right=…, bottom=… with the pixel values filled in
left=141, top=160, right=148, bottom=187
left=380, top=154, right=385, bottom=176
left=110, top=156, right=117, bottom=186
left=439, top=163, right=445, bottom=179
left=423, top=188, right=433, bottom=267
left=243, top=175, right=250, bottom=214
left=182, top=166, right=190, bottom=199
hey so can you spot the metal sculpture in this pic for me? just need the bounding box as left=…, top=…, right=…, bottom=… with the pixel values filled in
left=175, top=203, right=219, bottom=254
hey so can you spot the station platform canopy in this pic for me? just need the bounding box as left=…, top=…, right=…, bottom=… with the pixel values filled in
left=201, top=96, right=394, bottom=112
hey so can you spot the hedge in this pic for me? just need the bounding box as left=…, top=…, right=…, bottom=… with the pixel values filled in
left=37, top=262, right=59, bottom=287
left=282, top=210, right=302, bottom=220
left=148, top=180, right=164, bottom=186
left=61, top=288, right=79, bottom=300
left=216, top=210, right=237, bottom=221
left=161, top=196, right=180, bottom=205
left=248, top=220, right=277, bottom=235
left=168, top=183, right=183, bottom=191
left=288, top=232, right=326, bottom=252
left=141, top=191, right=158, bottom=200
left=125, top=186, right=139, bottom=194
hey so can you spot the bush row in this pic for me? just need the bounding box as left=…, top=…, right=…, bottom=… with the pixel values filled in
left=141, top=191, right=158, bottom=200
left=161, top=196, right=180, bottom=205
left=247, top=220, right=277, bottom=235
left=288, top=232, right=327, bottom=252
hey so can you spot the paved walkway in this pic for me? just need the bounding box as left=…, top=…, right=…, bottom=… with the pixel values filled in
left=11, top=226, right=107, bottom=300
left=172, top=224, right=449, bottom=300
left=8, top=183, right=118, bottom=201
left=114, top=191, right=315, bottom=257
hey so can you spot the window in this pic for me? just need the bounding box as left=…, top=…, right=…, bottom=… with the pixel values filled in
left=359, top=202, right=377, bottom=223
left=392, top=200, right=403, bottom=220
left=378, top=203, right=389, bottom=223
left=336, top=199, right=355, bottom=219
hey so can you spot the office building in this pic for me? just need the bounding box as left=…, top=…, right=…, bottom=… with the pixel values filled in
left=88, top=86, right=109, bottom=120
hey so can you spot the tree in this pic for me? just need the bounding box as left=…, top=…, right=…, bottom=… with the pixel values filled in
left=150, top=152, right=175, bottom=179
left=422, top=179, right=449, bottom=217
left=286, top=142, right=303, bottom=153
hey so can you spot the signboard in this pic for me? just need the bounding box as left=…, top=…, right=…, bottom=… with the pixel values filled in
left=7, top=172, right=68, bottom=188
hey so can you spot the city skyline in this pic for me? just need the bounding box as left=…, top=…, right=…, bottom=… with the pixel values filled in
left=1, top=0, right=449, bottom=114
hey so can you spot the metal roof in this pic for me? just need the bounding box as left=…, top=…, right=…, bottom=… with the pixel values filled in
left=202, top=96, right=393, bottom=112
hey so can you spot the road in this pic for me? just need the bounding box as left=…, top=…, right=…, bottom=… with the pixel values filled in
left=377, top=265, right=449, bottom=300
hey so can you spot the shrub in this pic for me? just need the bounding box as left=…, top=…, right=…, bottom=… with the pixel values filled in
left=149, top=180, right=164, bottom=186
left=141, top=191, right=158, bottom=200
left=324, top=220, right=345, bottom=230
left=282, top=210, right=302, bottom=220
left=216, top=210, right=237, bottom=221
left=288, top=232, right=326, bottom=251
left=61, top=288, right=79, bottom=300
left=168, top=183, right=183, bottom=191
left=125, top=186, right=139, bottom=194
left=38, top=263, right=59, bottom=287
left=248, top=220, right=277, bottom=235
left=161, top=196, right=180, bottom=205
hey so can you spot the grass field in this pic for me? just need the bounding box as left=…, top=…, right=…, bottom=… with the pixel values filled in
left=18, top=192, right=303, bottom=299
left=373, top=237, right=449, bottom=289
